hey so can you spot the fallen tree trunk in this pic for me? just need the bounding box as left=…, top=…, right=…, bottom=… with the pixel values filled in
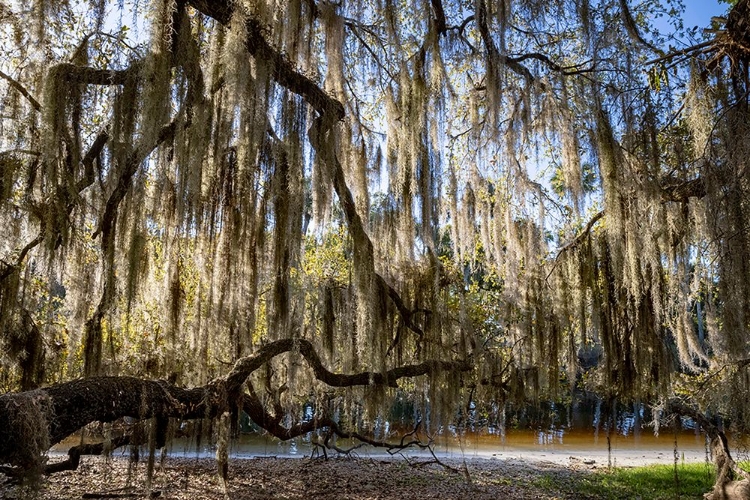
left=0, top=338, right=472, bottom=475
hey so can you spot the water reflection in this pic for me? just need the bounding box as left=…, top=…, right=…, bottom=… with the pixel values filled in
left=53, top=396, right=712, bottom=465
left=226, top=396, right=707, bottom=459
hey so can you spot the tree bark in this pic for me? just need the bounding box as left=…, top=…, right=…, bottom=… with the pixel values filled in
left=668, top=400, right=750, bottom=500
left=0, top=339, right=471, bottom=472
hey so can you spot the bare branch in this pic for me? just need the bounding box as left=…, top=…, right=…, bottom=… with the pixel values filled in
left=0, top=69, right=41, bottom=111
left=618, top=0, right=664, bottom=56
left=45, top=436, right=131, bottom=474
left=644, top=41, right=714, bottom=66
left=225, top=338, right=471, bottom=394
left=554, top=210, right=605, bottom=258
left=507, top=53, right=598, bottom=76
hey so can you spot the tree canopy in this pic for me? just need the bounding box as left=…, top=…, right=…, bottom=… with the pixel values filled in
left=1, top=0, right=750, bottom=494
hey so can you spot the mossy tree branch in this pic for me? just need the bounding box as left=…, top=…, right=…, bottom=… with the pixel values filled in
left=0, top=338, right=472, bottom=472
left=186, top=0, right=425, bottom=336
left=0, top=127, right=109, bottom=282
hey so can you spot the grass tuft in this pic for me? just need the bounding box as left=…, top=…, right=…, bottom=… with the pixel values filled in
left=572, top=462, right=716, bottom=499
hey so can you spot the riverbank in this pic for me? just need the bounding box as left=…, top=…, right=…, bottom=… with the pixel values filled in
left=48, top=426, right=710, bottom=468
left=1, top=454, right=716, bottom=499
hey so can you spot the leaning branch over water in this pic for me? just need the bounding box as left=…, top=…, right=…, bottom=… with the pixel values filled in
left=0, top=338, right=472, bottom=475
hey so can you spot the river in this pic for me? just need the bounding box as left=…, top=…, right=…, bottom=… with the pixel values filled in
left=51, top=400, right=721, bottom=467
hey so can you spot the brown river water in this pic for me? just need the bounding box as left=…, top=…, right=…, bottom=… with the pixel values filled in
left=52, top=398, right=743, bottom=467
left=53, top=423, right=718, bottom=467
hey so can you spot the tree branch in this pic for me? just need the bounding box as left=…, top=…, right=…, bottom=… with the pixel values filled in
left=430, top=0, right=447, bottom=34
left=0, top=338, right=472, bottom=470
left=0, top=234, right=44, bottom=281
left=45, top=436, right=132, bottom=474
left=0, top=69, right=42, bottom=111
left=243, top=385, right=456, bottom=472
left=554, top=210, right=605, bottom=258
left=47, top=63, right=135, bottom=87
left=225, top=338, right=471, bottom=394
left=660, top=176, right=707, bottom=203
left=507, top=53, right=598, bottom=76
left=0, top=128, right=109, bottom=282
left=188, top=1, right=426, bottom=336
left=618, top=0, right=664, bottom=56
left=85, top=120, right=177, bottom=376
left=644, top=41, right=714, bottom=66
left=93, top=121, right=177, bottom=240
left=476, top=0, right=536, bottom=85
left=545, top=210, right=604, bottom=282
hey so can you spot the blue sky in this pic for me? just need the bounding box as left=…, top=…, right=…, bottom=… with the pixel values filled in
left=683, top=1, right=729, bottom=29
left=651, top=1, right=730, bottom=49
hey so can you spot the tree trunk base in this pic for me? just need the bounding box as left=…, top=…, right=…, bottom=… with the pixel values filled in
left=705, top=479, right=750, bottom=500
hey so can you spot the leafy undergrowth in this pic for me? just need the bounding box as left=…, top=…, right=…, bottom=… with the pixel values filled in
left=565, top=462, right=717, bottom=500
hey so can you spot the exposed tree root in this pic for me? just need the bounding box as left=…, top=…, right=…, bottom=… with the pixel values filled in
left=82, top=491, right=162, bottom=499
left=45, top=436, right=132, bottom=475
left=307, top=419, right=461, bottom=474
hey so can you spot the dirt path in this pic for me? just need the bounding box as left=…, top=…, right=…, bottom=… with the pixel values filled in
left=2, top=455, right=603, bottom=499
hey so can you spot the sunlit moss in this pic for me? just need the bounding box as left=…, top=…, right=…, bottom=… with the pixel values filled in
left=3, top=0, right=750, bottom=462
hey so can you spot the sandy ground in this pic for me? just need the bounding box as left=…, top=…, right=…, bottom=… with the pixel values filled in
left=3, top=433, right=716, bottom=500
left=1, top=455, right=608, bottom=499
left=330, top=436, right=709, bottom=468
left=431, top=442, right=709, bottom=467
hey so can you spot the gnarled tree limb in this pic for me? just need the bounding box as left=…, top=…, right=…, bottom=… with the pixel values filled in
left=0, top=338, right=472, bottom=471
left=189, top=0, right=426, bottom=336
